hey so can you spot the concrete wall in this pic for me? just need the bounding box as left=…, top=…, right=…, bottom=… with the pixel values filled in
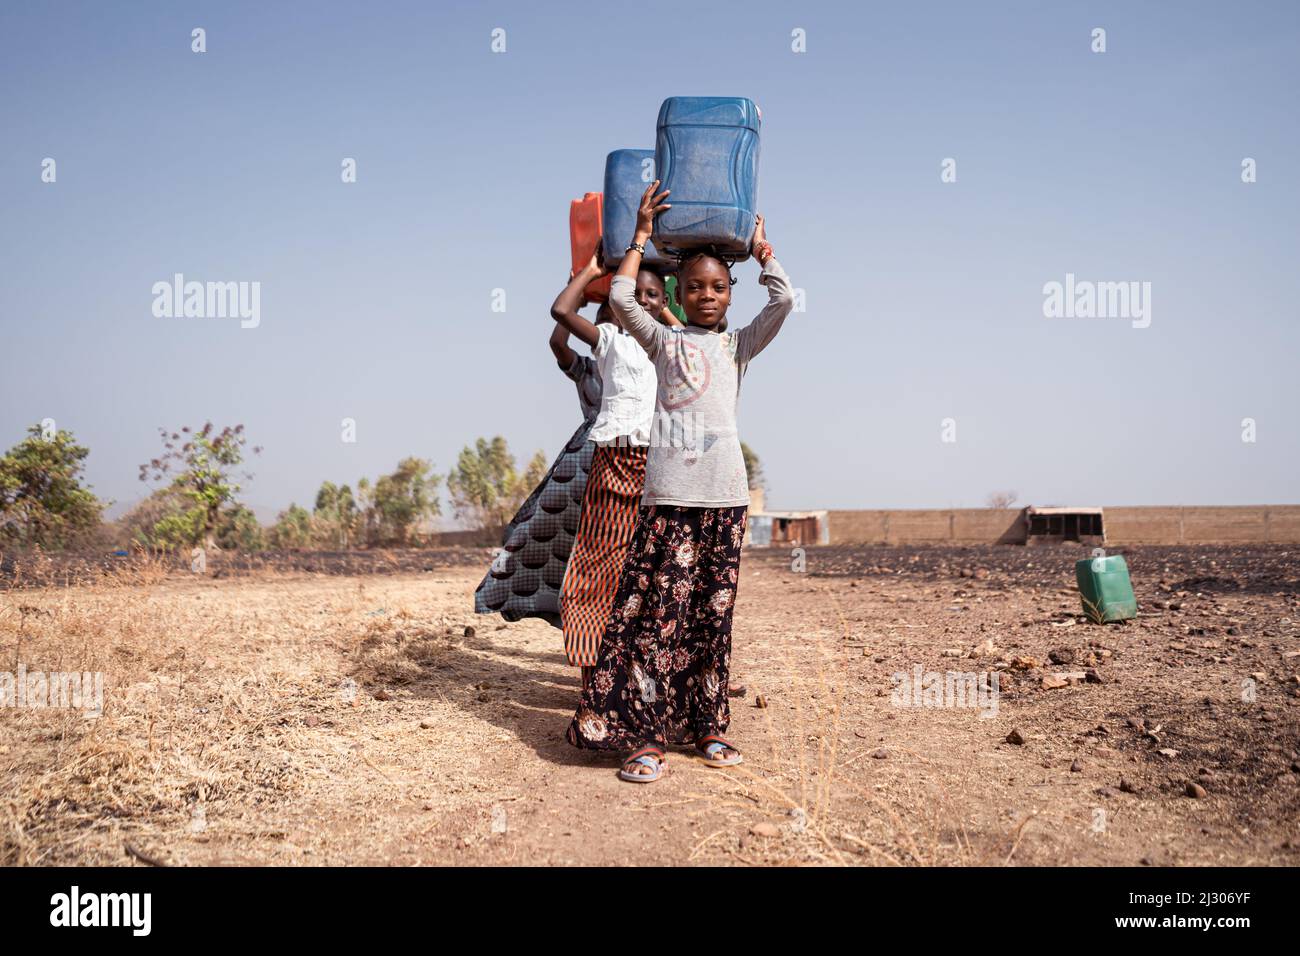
left=438, top=506, right=1300, bottom=548
left=826, top=509, right=1024, bottom=545
left=1103, top=506, right=1300, bottom=544
left=826, top=506, right=1300, bottom=546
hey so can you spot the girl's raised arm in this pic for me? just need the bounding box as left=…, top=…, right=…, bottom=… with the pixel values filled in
left=549, top=322, right=578, bottom=371
left=733, top=215, right=795, bottom=366
left=609, top=181, right=673, bottom=358
left=550, top=250, right=606, bottom=349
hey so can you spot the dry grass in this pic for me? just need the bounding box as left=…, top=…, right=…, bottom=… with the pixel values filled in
left=673, top=579, right=997, bottom=867
left=0, top=557, right=990, bottom=866
left=1, top=557, right=394, bottom=865
left=3, top=547, right=1294, bottom=867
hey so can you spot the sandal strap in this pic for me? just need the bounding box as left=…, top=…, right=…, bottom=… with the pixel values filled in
left=625, top=745, right=664, bottom=766
left=696, top=734, right=737, bottom=755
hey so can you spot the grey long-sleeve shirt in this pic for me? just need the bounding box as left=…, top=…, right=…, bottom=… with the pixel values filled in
left=609, top=257, right=795, bottom=508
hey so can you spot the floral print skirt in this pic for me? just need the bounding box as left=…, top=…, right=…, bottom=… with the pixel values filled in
left=566, top=504, right=747, bottom=752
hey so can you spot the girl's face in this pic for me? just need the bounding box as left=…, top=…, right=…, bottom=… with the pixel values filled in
left=635, top=270, right=666, bottom=314
left=595, top=303, right=615, bottom=325
left=678, top=257, right=731, bottom=329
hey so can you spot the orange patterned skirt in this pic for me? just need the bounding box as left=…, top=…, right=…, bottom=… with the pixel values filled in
left=560, top=444, right=649, bottom=667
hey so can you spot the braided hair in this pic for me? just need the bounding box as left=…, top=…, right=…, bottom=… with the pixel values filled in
left=674, top=245, right=739, bottom=287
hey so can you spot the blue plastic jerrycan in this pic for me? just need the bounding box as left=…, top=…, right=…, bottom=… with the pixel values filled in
left=653, top=96, right=761, bottom=259
left=601, top=149, right=672, bottom=271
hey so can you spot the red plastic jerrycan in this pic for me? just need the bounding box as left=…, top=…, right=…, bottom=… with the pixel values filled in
left=569, top=193, right=612, bottom=304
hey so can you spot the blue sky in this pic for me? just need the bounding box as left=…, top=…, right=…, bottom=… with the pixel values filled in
left=1, top=0, right=1297, bottom=521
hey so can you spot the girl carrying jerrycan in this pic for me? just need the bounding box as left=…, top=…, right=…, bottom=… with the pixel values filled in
left=567, top=180, right=795, bottom=782
left=551, top=245, right=682, bottom=688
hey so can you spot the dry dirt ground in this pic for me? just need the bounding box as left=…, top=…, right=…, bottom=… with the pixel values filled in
left=1, top=544, right=1297, bottom=866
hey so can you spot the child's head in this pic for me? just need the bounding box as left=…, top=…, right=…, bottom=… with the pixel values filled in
left=595, top=302, right=615, bottom=325
left=634, top=267, right=667, bottom=315
left=675, top=250, right=736, bottom=330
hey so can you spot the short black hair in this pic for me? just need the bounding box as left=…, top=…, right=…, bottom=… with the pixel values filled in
left=636, top=264, right=667, bottom=288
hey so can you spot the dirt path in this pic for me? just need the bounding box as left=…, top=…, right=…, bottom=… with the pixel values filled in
left=3, top=547, right=1297, bottom=866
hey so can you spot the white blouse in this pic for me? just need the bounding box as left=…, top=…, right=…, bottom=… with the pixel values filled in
left=587, top=323, right=658, bottom=447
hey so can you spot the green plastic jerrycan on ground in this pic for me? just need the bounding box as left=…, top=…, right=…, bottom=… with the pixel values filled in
left=664, top=275, right=687, bottom=324
left=1076, top=550, right=1138, bottom=623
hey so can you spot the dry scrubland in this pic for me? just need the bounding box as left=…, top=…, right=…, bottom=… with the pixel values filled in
left=1, top=544, right=1297, bottom=866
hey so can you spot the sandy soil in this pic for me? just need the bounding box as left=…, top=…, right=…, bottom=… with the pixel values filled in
left=2, top=544, right=1297, bottom=866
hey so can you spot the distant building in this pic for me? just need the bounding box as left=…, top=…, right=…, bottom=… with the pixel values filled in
left=1023, top=506, right=1105, bottom=545
left=744, top=487, right=830, bottom=548
left=824, top=504, right=1300, bottom=546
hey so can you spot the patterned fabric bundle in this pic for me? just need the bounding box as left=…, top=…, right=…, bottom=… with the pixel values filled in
left=473, top=354, right=601, bottom=627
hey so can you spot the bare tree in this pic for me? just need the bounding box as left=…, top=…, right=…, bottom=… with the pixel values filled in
left=985, top=490, right=1019, bottom=510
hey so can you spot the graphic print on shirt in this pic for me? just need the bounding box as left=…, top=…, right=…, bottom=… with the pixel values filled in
left=659, top=338, right=712, bottom=411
